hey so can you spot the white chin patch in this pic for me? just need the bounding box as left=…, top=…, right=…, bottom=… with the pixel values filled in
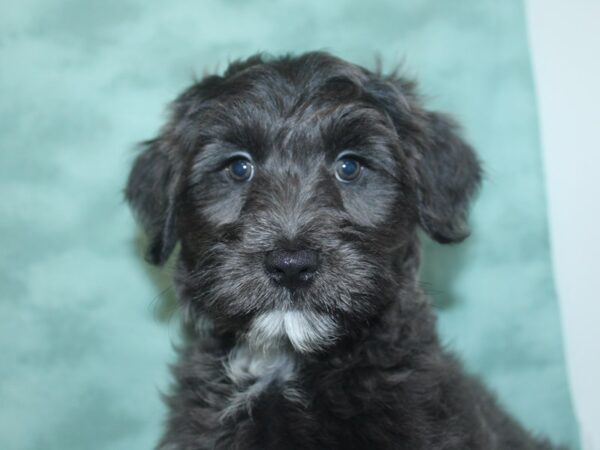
left=247, top=310, right=337, bottom=353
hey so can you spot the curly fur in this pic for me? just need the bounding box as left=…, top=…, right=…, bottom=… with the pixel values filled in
left=126, top=51, right=565, bottom=449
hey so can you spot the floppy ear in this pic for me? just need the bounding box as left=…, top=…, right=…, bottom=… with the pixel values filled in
left=415, top=111, right=482, bottom=244
left=125, top=137, right=178, bottom=265
left=364, top=73, right=482, bottom=244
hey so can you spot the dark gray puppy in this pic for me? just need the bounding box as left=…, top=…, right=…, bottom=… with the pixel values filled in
left=126, top=52, right=564, bottom=450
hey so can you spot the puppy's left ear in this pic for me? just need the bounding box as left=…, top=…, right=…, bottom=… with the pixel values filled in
left=125, top=137, right=178, bottom=265
left=365, top=74, right=482, bottom=244
left=414, top=111, right=482, bottom=244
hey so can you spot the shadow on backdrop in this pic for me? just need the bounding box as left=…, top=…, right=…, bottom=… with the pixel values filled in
left=133, top=232, right=179, bottom=324
left=420, top=235, right=473, bottom=310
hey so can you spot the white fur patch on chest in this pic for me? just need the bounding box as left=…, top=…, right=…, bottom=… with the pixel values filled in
left=246, top=310, right=337, bottom=353
left=220, top=343, right=300, bottom=419
left=225, top=344, right=296, bottom=386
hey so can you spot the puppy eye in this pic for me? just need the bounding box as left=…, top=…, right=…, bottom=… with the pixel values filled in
left=335, top=157, right=362, bottom=182
left=227, top=158, right=254, bottom=182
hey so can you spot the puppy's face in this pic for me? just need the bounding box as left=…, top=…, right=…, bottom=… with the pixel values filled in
left=126, top=53, right=481, bottom=353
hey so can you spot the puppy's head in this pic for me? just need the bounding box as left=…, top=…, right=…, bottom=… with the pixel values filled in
left=126, top=52, right=481, bottom=353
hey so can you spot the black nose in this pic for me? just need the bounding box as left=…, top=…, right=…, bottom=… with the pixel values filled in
left=265, top=249, right=319, bottom=288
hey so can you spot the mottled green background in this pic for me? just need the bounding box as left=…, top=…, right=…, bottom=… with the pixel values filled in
left=0, top=0, right=579, bottom=449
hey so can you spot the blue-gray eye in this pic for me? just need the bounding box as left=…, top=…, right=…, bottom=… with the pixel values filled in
left=228, top=158, right=254, bottom=181
left=335, top=157, right=362, bottom=182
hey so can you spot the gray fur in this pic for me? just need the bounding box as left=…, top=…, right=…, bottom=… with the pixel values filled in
left=126, top=52, right=565, bottom=449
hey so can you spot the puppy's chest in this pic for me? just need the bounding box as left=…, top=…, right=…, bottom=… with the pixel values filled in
left=200, top=346, right=402, bottom=449
left=218, top=345, right=304, bottom=420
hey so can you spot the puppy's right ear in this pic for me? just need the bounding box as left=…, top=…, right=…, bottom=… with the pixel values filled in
left=125, top=137, right=178, bottom=266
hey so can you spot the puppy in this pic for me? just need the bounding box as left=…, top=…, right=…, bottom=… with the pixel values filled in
left=126, top=52, right=564, bottom=449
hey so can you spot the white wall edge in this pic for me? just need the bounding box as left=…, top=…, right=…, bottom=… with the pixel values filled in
left=524, top=1, right=600, bottom=449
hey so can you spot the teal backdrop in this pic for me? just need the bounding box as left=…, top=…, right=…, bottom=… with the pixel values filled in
left=0, top=0, right=580, bottom=448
